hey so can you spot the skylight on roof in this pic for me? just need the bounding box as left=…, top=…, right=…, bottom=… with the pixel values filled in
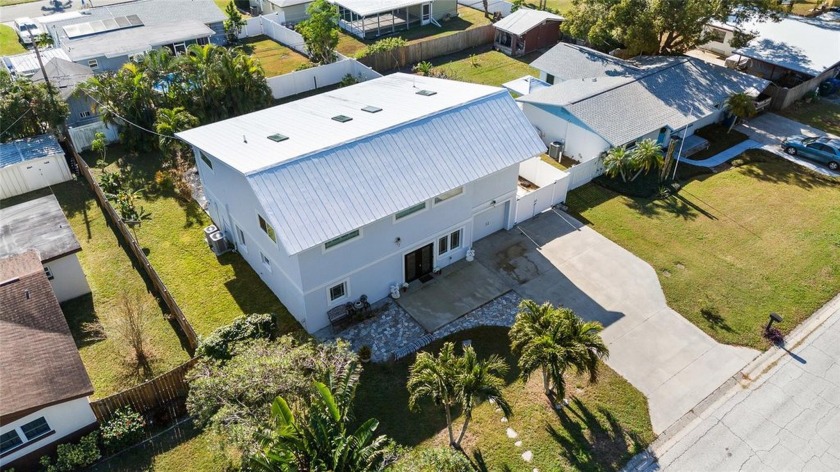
left=416, top=89, right=437, bottom=96
left=332, top=115, right=353, bottom=123
left=361, top=106, right=382, bottom=113
left=267, top=133, right=289, bottom=142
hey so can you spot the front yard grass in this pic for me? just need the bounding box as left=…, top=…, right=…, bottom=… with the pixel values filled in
left=238, top=35, right=310, bottom=77
left=0, top=24, right=26, bottom=56
left=777, top=100, right=840, bottom=136
left=0, top=183, right=191, bottom=398
left=83, top=146, right=301, bottom=337
left=355, top=326, right=654, bottom=471
left=425, top=47, right=541, bottom=87
left=337, top=6, right=491, bottom=58
left=567, top=150, right=840, bottom=348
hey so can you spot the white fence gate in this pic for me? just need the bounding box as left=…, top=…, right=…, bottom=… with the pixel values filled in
left=67, top=121, right=120, bottom=152
left=266, top=59, right=381, bottom=100
left=514, top=158, right=571, bottom=224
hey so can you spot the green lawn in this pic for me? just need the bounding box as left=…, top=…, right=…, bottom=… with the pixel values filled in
left=356, top=327, right=654, bottom=471
left=527, top=0, right=575, bottom=13
left=426, top=47, right=541, bottom=86
left=778, top=100, right=840, bottom=136
left=0, top=183, right=191, bottom=398
left=338, top=6, right=492, bottom=58
left=84, top=146, right=301, bottom=337
left=566, top=150, right=840, bottom=348
left=0, top=24, right=26, bottom=56
left=238, top=36, right=310, bottom=77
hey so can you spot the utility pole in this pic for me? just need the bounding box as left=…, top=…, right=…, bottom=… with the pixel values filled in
left=27, top=29, right=65, bottom=138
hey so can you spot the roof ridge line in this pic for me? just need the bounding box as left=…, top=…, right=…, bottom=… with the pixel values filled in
left=244, top=88, right=512, bottom=177
left=564, top=57, right=689, bottom=106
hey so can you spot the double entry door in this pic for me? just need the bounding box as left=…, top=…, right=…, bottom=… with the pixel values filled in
left=404, top=243, right=433, bottom=283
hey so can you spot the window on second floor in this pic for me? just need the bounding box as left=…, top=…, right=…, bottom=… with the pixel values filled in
left=395, top=202, right=427, bottom=220
left=258, top=214, right=276, bottom=243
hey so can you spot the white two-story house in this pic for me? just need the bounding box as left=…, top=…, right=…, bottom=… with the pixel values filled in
left=178, top=73, right=546, bottom=333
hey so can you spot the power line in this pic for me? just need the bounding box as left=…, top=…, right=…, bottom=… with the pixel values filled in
left=78, top=89, right=182, bottom=141
left=0, top=108, right=34, bottom=138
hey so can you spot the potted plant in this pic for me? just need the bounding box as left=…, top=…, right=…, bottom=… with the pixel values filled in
left=359, top=345, right=372, bottom=363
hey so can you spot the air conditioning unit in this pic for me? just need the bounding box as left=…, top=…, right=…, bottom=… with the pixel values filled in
left=548, top=141, right=564, bottom=161
left=208, top=231, right=229, bottom=255
left=203, top=225, right=218, bottom=245
left=250, top=5, right=261, bottom=16
left=130, top=52, right=146, bottom=63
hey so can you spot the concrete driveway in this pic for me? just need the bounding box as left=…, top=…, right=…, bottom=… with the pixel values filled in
left=474, top=211, right=758, bottom=433
left=737, top=113, right=840, bottom=178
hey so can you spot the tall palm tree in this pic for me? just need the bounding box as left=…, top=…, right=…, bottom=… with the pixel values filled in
left=252, top=366, right=394, bottom=471
left=630, top=138, right=665, bottom=181
left=509, top=300, right=609, bottom=403
left=408, top=342, right=511, bottom=449
left=725, top=92, right=756, bottom=133
left=155, top=107, right=198, bottom=161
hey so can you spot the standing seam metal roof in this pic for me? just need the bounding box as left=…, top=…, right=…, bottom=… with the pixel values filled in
left=0, top=134, right=64, bottom=169
left=247, top=91, right=545, bottom=255
left=493, top=9, right=563, bottom=36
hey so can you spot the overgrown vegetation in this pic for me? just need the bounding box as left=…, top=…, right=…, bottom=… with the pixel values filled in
left=357, top=37, right=408, bottom=59
left=39, top=432, right=101, bottom=472
left=100, top=407, right=147, bottom=453
left=298, top=0, right=340, bottom=64
left=195, top=312, right=277, bottom=360
left=0, top=70, right=68, bottom=142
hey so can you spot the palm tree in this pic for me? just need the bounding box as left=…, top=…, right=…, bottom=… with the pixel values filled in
left=725, top=92, right=756, bottom=133
left=155, top=107, right=198, bottom=162
left=509, top=300, right=609, bottom=404
left=603, top=145, right=633, bottom=182
left=408, top=342, right=511, bottom=449
left=629, top=138, right=665, bottom=181
left=252, top=366, right=394, bottom=471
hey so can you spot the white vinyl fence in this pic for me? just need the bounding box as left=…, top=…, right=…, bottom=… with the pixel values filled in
left=238, top=14, right=309, bottom=56
left=566, top=157, right=604, bottom=190
left=67, top=121, right=120, bottom=152
left=267, top=59, right=381, bottom=100
left=514, top=157, right=570, bottom=224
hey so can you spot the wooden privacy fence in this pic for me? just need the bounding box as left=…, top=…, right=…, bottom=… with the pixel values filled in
left=67, top=142, right=199, bottom=351
left=357, top=24, right=495, bottom=72
left=90, top=358, right=198, bottom=423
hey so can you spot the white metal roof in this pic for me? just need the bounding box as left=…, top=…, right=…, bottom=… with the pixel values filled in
left=502, top=75, right=551, bottom=96
left=329, top=0, right=431, bottom=16
left=733, top=16, right=840, bottom=77
left=64, top=21, right=214, bottom=61
left=493, top=8, right=563, bottom=36
left=2, top=48, right=71, bottom=77
left=178, top=73, right=546, bottom=254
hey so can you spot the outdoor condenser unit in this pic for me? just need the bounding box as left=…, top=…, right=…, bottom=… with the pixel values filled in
left=548, top=141, right=564, bottom=161
left=203, top=225, right=218, bottom=245
left=208, top=231, right=228, bottom=256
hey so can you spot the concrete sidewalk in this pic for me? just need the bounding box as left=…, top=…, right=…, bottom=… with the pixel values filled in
left=625, top=294, right=840, bottom=472
left=678, top=139, right=760, bottom=167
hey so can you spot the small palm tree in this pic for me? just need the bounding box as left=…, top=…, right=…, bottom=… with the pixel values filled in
left=252, top=367, right=394, bottom=471
left=408, top=342, right=511, bottom=449
left=509, top=300, right=609, bottom=404
left=725, top=92, right=756, bottom=133
left=603, top=145, right=633, bottom=182
left=630, top=138, right=664, bottom=181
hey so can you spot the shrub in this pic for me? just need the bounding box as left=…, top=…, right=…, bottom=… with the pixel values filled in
left=357, top=37, right=407, bottom=58
left=412, top=61, right=433, bottom=76
left=339, top=73, right=361, bottom=87
left=98, top=169, right=122, bottom=195
left=39, top=432, right=101, bottom=472
left=392, top=447, right=473, bottom=472
left=730, top=158, right=745, bottom=167
left=359, top=344, right=372, bottom=362
left=196, top=313, right=276, bottom=360
left=295, top=62, right=316, bottom=71
left=100, top=407, right=146, bottom=453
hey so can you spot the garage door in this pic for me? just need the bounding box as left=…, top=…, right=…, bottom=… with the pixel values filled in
left=473, top=202, right=508, bottom=241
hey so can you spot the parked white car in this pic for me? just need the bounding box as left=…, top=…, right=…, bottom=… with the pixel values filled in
left=14, top=17, right=43, bottom=45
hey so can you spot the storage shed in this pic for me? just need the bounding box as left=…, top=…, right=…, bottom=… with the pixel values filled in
left=493, top=9, right=563, bottom=57
left=0, top=135, right=70, bottom=200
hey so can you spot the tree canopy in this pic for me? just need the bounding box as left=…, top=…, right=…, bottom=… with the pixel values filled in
left=299, top=0, right=340, bottom=64
left=562, top=0, right=784, bottom=55
left=0, top=70, right=68, bottom=142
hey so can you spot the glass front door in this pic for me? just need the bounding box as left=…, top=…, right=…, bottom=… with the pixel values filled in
left=405, top=243, right=433, bottom=282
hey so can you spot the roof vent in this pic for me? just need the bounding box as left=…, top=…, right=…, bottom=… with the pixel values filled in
left=332, top=114, right=353, bottom=123
left=361, top=105, right=382, bottom=113
left=267, top=133, right=289, bottom=142
left=416, top=89, right=437, bottom=96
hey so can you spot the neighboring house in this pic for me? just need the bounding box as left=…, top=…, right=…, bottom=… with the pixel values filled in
left=0, top=135, right=72, bottom=200
left=251, top=0, right=313, bottom=23
left=43, top=0, right=224, bottom=72
left=330, top=0, right=458, bottom=39
left=0, top=195, right=91, bottom=303
left=31, top=58, right=97, bottom=128
left=177, top=73, right=546, bottom=333
left=0, top=251, right=96, bottom=471
left=700, top=16, right=840, bottom=109
left=493, top=8, right=563, bottom=57
left=1, top=48, right=72, bottom=78
left=521, top=43, right=768, bottom=184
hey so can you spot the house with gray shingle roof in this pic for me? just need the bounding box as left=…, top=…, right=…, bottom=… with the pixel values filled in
left=520, top=44, right=768, bottom=175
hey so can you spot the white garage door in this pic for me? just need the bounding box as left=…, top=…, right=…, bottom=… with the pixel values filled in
left=473, top=202, right=508, bottom=241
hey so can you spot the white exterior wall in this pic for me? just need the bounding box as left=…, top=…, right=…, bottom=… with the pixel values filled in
left=700, top=27, right=736, bottom=57
left=44, top=254, right=91, bottom=303
left=193, top=148, right=308, bottom=325
left=296, top=166, right=520, bottom=332
left=520, top=103, right=610, bottom=162
left=0, top=397, right=96, bottom=467
left=0, top=154, right=71, bottom=200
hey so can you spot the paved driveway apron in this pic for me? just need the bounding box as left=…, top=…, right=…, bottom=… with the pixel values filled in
left=737, top=113, right=840, bottom=177
left=474, top=211, right=758, bottom=433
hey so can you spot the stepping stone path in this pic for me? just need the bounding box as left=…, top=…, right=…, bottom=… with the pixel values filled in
left=515, top=440, right=522, bottom=447
left=501, top=417, right=508, bottom=423
left=522, top=451, right=533, bottom=462
left=506, top=428, right=518, bottom=439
